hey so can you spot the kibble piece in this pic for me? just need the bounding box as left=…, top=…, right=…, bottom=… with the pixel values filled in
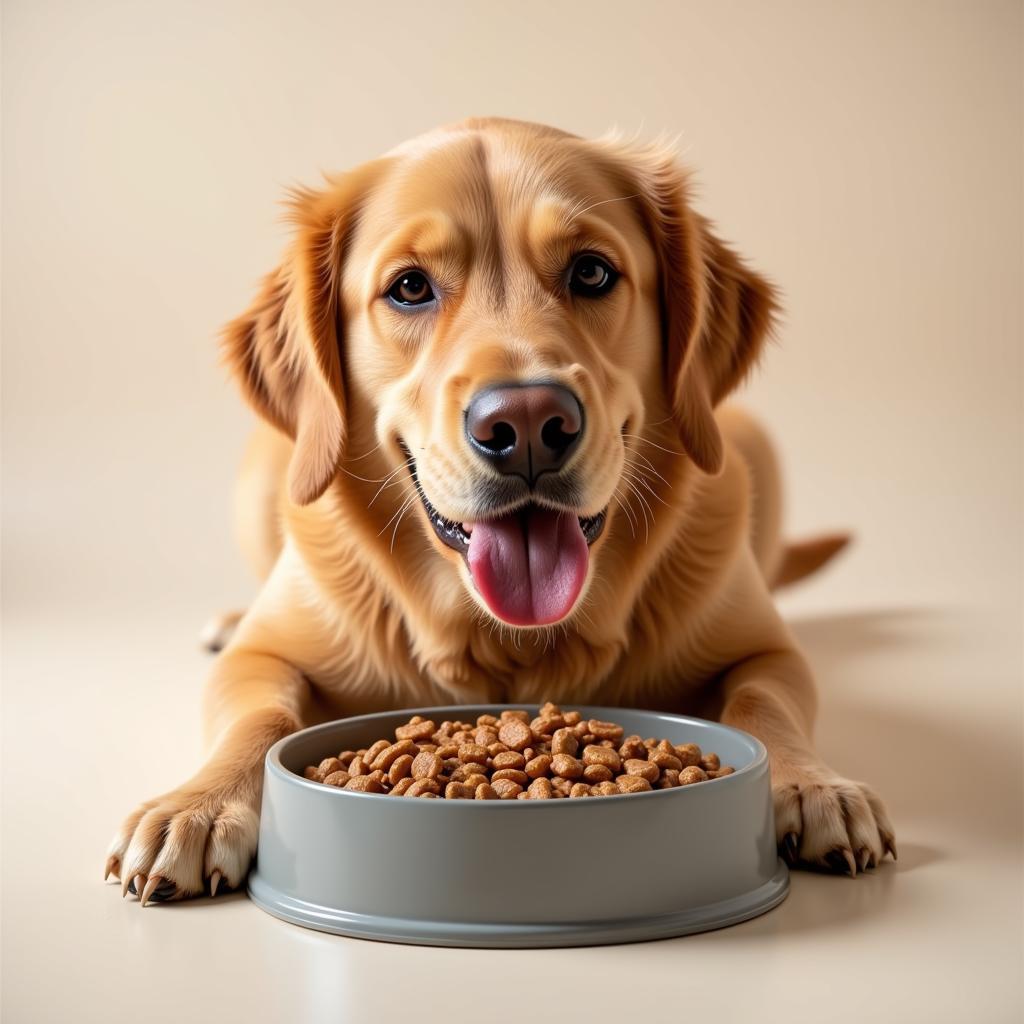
left=707, top=766, right=735, bottom=779
left=337, top=750, right=357, bottom=765
left=388, top=754, right=414, bottom=785
left=370, top=739, right=417, bottom=772
left=651, top=751, right=683, bottom=772
left=624, top=758, right=660, bottom=782
left=525, top=753, right=553, bottom=778
left=364, top=739, right=391, bottom=765
left=395, top=718, right=437, bottom=742
left=550, top=753, right=584, bottom=779
left=551, top=728, right=579, bottom=756
left=701, top=753, right=721, bottom=772
left=674, top=743, right=703, bottom=768
left=458, top=743, right=489, bottom=765
left=582, top=745, right=622, bottom=773
left=303, top=766, right=318, bottom=780
left=572, top=721, right=591, bottom=740
left=316, top=756, right=345, bottom=781
left=491, top=768, right=529, bottom=786
left=616, top=775, right=652, bottom=793
left=591, top=781, right=619, bottom=796
left=475, top=783, right=498, bottom=800
left=588, top=719, right=625, bottom=741
left=405, top=778, right=440, bottom=797
left=445, top=781, right=476, bottom=799
left=679, top=765, right=709, bottom=785
left=345, top=775, right=385, bottom=793
left=462, top=772, right=489, bottom=790
left=348, top=755, right=367, bottom=777
left=569, top=782, right=592, bottom=798
left=492, top=779, right=524, bottom=799
left=474, top=726, right=499, bottom=746
left=583, top=763, right=613, bottom=783
left=539, top=702, right=563, bottom=718
left=658, top=769, right=681, bottom=789
left=476, top=714, right=499, bottom=727
left=563, top=710, right=582, bottom=726
left=498, top=719, right=532, bottom=751
left=527, top=777, right=554, bottom=800
left=499, top=709, right=530, bottom=724
left=411, top=751, right=442, bottom=780
left=390, top=777, right=415, bottom=796
left=492, top=750, right=526, bottom=771
left=323, top=770, right=351, bottom=787
left=436, top=743, right=459, bottom=759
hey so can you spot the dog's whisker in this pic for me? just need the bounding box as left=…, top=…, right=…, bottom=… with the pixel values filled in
left=623, top=463, right=670, bottom=508
left=368, top=459, right=414, bottom=508
left=376, top=487, right=417, bottom=538
left=621, top=432, right=686, bottom=457
left=623, top=448, right=672, bottom=487
left=389, top=495, right=417, bottom=554
left=612, top=492, right=637, bottom=539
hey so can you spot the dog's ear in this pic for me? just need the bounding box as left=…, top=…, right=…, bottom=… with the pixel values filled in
left=607, top=143, right=779, bottom=475
left=222, top=164, right=381, bottom=505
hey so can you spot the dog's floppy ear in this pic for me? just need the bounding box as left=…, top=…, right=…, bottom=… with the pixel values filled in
left=222, top=163, right=382, bottom=505
left=609, top=143, right=779, bottom=475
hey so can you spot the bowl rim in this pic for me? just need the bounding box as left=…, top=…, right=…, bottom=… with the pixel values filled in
left=265, top=704, right=768, bottom=807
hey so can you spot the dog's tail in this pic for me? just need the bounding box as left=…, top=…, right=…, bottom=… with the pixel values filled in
left=770, top=532, right=851, bottom=590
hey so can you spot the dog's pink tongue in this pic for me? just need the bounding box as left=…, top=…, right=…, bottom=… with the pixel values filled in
left=467, top=507, right=588, bottom=626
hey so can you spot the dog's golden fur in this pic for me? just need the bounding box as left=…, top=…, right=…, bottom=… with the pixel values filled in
left=107, top=118, right=894, bottom=904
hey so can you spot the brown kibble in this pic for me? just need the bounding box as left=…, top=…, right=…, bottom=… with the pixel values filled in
left=701, top=753, right=721, bottom=772
left=445, top=781, right=476, bottom=799
left=492, top=751, right=526, bottom=771
left=498, top=719, right=532, bottom=751
left=569, top=782, right=592, bottom=798
left=474, top=726, right=498, bottom=746
left=616, top=775, right=652, bottom=793
left=487, top=741, right=509, bottom=757
left=364, top=739, right=390, bottom=765
left=525, top=753, right=553, bottom=778
left=658, top=769, right=681, bottom=789
left=405, top=778, right=440, bottom=797
left=344, top=775, right=385, bottom=793
left=323, top=770, right=351, bottom=787
left=499, top=709, right=530, bottom=724
left=588, top=719, right=625, bottom=741
left=462, top=772, right=489, bottom=790
left=390, top=777, right=415, bottom=796
left=674, top=743, right=702, bottom=768
left=316, top=756, right=345, bottom=781
left=551, top=777, right=573, bottom=797
left=527, top=777, right=554, bottom=800
left=563, top=710, right=582, bottom=726
left=475, top=783, right=498, bottom=800
left=583, top=763, right=613, bottom=783
left=651, top=751, right=683, bottom=772
left=337, top=750, right=357, bottom=765
left=551, top=728, right=579, bottom=756
left=708, top=766, right=735, bottom=779
left=492, top=779, right=524, bottom=799
left=303, top=766, right=318, bottom=780
left=458, top=743, right=489, bottom=765
left=550, top=753, right=584, bottom=779
left=679, top=765, right=709, bottom=785
left=411, top=750, right=442, bottom=780
left=539, top=701, right=563, bottom=718
left=582, top=745, right=621, bottom=772
left=572, top=721, right=590, bottom=739
left=436, top=743, right=459, bottom=759
left=370, top=739, right=417, bottom=772
left=348, top=755, right=366, bottom=777
left=592, top=781, right=619, bottom=796
left=395, top=719, right=437, bottom=742
left=624, top=758, right=660, bottom=782
left=476, top=714, right=499, bottom=727
left=491, top=768, right=529, bottom=786
left=388, top=754, right=414, bottom=785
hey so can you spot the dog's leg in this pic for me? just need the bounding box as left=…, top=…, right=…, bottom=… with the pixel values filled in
left=719, top=651, right=896, bottom=875
left=105, top=648, right=309, bottom=904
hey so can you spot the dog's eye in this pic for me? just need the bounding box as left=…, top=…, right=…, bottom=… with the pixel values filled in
left=568, top=253, right=618, bottom=298
left=387, top=270, right=435, bottom=307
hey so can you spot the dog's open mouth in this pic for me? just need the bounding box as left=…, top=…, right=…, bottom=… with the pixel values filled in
left=408, top=459, right=606, bottom=627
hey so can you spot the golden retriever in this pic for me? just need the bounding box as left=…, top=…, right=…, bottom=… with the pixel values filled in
left=106, top=117, right=894, bottom=905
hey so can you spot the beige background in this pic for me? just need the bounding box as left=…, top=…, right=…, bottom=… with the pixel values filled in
left=3, top=1, right=1022, bottom=1021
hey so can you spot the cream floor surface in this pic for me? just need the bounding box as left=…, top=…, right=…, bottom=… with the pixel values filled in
left=3, top=587, right=1021, bottom=1022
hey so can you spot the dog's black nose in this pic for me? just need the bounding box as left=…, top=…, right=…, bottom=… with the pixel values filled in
left=465, top=383, right=583, bottom=484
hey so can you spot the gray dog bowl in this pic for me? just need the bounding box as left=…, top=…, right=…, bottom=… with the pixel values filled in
left=248, top=705, right=788, bottom=947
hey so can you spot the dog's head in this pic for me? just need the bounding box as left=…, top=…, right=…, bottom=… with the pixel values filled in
left=225, top=118, right=777, bottom=628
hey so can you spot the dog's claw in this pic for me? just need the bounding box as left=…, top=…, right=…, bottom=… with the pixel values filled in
left=128, top=873, right=145, bottom=899
left=210, top=871, right=222, bottom=898
left=781, top=832, right=800, bottom=866
left=825, top=848, right=857, bottom=876
left=884, top=838, right=898, bottom=861
left=104, top=855, right=120, bottom=882
left=121, top=872, right=134, bottom=898
left=140, top=875, right=163, bottom=907
left=858, top=847, right=872, bottom=872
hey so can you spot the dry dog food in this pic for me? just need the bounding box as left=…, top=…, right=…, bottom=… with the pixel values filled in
left=301, top=703, right=735, bottom=799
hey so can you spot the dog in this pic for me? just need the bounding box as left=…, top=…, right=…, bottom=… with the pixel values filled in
left=106, top=117, right=895, bottom=905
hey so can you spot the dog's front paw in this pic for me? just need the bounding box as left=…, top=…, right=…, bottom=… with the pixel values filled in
left=105, top=779, right=260, bottom=905
left=772, top=770, right=896, bottom=876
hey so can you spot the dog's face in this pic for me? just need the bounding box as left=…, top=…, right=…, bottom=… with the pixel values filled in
left=225, top=119, right=776, bottom=629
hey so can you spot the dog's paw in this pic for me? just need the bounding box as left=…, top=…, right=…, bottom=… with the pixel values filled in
left=104, top=782, right=259, bottom=904
left=772, top=772, right=896, bottom=876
